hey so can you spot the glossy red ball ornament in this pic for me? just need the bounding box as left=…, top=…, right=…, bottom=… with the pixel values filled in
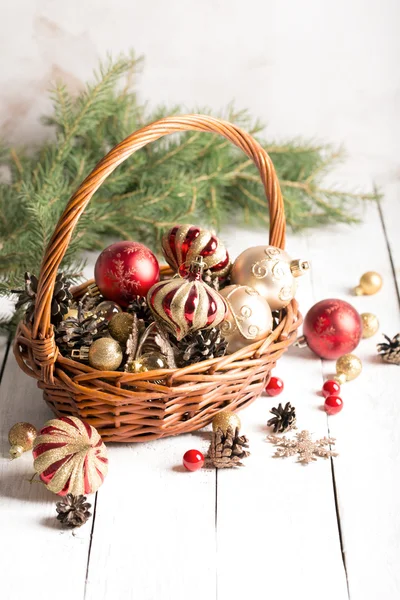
left=322, top=379, right=341, bottom=398
left=303, top=299, right=362, bottom=359
left=324, top=395, right=343, bottom=415
left=183, top=449, right=204, bottom=471
left=94, top=241, right=160, bottom=307
left=265, top=376, right=284, bottom=396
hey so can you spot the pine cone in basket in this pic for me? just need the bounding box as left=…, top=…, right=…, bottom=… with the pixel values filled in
left=56, top=494, right=92, bottom=528
left=207, top=426, right=250, bottom=468
left=173, top=327, right=228, bottom=367
left=12, top=271, right=73, bottom=325
left=55, top=302, right=108, bottom=356
left=127, top=296, right=154, bottom=326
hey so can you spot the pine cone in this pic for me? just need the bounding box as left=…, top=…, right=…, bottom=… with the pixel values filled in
left=55, top=302, right=108, bottom=356
left=127, top=296, right=153, bottom=325
left=377, top=333, right=400, bottom=365
left=267, top=402, right=296, bottom=433
left=207, top=426, right=250, bottom=468
left=56, top=494, right=92, bottom=528
left=174, top=327, right=227, bottom=367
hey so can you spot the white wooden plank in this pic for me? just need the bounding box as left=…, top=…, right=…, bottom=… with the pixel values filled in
left=306, top=201, right=400, bottom=600
left=216, top=229, right=349, bottom=600
left=0, top=352, right=91, bottom=600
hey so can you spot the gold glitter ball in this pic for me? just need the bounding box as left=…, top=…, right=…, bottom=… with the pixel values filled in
left=212, top=411, right=241, bottom=435
left=108, top=312, right=134, bottom=344
left=336, top=353, right=362, bottom=382
left=8, top=422, right=37, bottom=459
left=361, top=312, right=379, bottom=338
left=88, top=337, right=123, bottom=371
left=355, top=271, right=383, bottom=296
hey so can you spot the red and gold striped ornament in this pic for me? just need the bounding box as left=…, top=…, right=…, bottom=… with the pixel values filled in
left=32, top=416, right=108, bottom=496
left=161, top=224, right=231, bottom=280
left=147, top=256, right=227, bottom=341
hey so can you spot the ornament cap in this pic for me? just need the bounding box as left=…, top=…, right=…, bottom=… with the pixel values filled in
left=290, top=259, right=311, bottom=278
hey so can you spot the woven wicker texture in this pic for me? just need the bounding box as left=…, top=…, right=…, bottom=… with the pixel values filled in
left=14, top=115, right=302, bottom=442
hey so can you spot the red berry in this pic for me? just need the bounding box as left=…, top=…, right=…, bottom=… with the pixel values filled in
left=322, top=380, right=341, bottom=398
left=265, top=376, right=284, bottom=396
left=324, top=395, right=343, bottom=415
left=183, top=449, right=204, bottom=471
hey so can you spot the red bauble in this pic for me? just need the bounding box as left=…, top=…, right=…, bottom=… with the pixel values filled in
left=303, top=299, right=362, bottom=359
left=265, top=376, right=284, bottom=396
left=94, top=241, right=160, bottom=307
left=322, top=380, right=341, bottom=398
left=324, top=395, right=343, bottom=415
left=183, top=449, right=204, bottom=471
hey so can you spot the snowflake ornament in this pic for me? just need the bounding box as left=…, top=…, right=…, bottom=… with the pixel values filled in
left=267, top=430, right=338, bottom=464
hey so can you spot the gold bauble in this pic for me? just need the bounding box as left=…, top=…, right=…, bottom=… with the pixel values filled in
left=63, top=307, right=78, bottom=320
left=8, top=422, right=37, bottom=459
left=335, top=353, right=362, bottom=382
left=230, top=245, right=310, bottom=310
left=108, top=312, right=134, bottom=344
left=360, top=312, right=379, bottom=338
left=88, top=337, right=123, bottom=371
left=128, top=352, right=168, bottom=373
left=219, top=285, right=273, bottom=354
left=355, top=271, right=383, bottom=296
left=212, top=411, right=241, bottom=435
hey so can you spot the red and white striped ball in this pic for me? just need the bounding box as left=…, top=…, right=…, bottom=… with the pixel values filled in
left=161, top=224, right=231, bottom=280
left=33, top=416, right=108, bottom=496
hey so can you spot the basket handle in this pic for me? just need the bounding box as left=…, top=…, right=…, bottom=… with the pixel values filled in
left=33, top=114, right=285, bottom=340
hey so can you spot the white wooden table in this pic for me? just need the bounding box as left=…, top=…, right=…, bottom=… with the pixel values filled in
left=0, top=194, right=399, bottom=600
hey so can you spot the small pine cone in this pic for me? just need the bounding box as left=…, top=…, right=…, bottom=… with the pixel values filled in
left=174, top=327, right=228, bottom=367
left=267, top=402, right=296, bottom=433
left=127, top=296, right=153, bottom=325
left=207, top=426, right=250, bottom=469
left=56, top=494, right=92, bottom=528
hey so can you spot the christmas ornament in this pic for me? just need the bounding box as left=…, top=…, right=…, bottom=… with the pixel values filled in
left=230, top=245, right=310, bottom=310
left=334, top=353, right=362, bottom=384
left=148, top=256, right=226, bottom=341
left=108, top=312, right=134, bottom=345
left=94, top=300, right=122, bottom=321
left=33, top=416, right=108, bottom=496
left=127, top=296, right=153, bottom=325
left=55, top=302, right=108, bottom=357
left=12, top=271, right=73, bottom=325
left=56, top=494, right=92, bottom=528
left=268, top=430, right=338, bottom=464
left=88, top=337, right=123, bottom=371
left=162, top=224, right=231, bottom=281
left=302, top=299, right=362, bottom=359
left=322, top=380, right=341, bottom=398
left=207, top=426, right=250, bottom=468
left=219, top=285, right=273, bottom=354
left=361, top=312, right=379, bottom=338
left=324, top=396, right=343, bottom=415
left=8, top=422, right=37, bottom=459
left=355, top=271, right=383, bottom=296
left=182, top=449, right=205, bottom=471
left=94, top=241, right=160, bottom=307
left=173, top=327, right=227, bottom=367
left=267, top=402, right=296, bottom=433
left=212, top=410, right=241, bottom=435
left=265, top=376, right=284, bottom=396
left=377, top=333, right=400, bottom=365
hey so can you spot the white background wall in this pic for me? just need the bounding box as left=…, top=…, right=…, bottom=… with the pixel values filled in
left=1, top=0, right=400, bottom=189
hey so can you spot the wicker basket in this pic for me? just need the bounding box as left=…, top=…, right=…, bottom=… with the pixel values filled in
left=14, top=114, right=302, bottom=443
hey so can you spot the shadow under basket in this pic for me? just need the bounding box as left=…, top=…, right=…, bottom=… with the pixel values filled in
left=13, top=114, right=302, bottom=443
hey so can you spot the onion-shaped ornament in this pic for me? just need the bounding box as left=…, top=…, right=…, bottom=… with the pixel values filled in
left=147, top=256, right=227, bottom=340
left=162, top=224, right=231, bottom=281
left=231, top=245, right=310, bottom=310
left=33, top=416, right=108, bottom=496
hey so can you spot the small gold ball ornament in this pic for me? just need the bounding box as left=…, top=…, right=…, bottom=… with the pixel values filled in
left=230, top=245, right=310, bottom=310
left=108, top=312, right=134, bottom=344
left=219, top=285, right=273, bottom=354
left=212, top=411, right=241, bottom=435
left=360, top=312, right=379, bottom=338
left=88, top=337, right=123, bottom=371
left=355, top=271, right=383, bottom=296
left=335, top=353, right=362, bottom=383
left=8, top=422, right=37, bottom=459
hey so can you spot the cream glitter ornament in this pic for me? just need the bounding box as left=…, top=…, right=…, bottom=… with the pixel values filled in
left=219, top=285, right=273, bottom=354
left=230, top=245, right=310, bottom=310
